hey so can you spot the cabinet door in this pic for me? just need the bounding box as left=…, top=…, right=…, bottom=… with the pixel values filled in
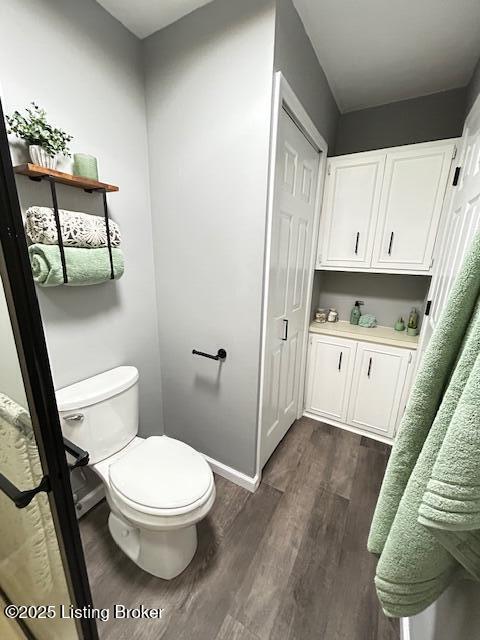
left=320, top=153, right=386, bottom=268
left=372, top=142, right=455, bottom=271
left=348, top=342, right=411, bottom=438
left=305, top=335, right=356, bottom=422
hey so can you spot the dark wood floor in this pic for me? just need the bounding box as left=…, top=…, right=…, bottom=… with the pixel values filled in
left=80, top=419, right=399, bottom=640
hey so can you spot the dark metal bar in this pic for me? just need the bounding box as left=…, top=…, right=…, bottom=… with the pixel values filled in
left=101, top=189, right=115, bottom=280
left=63, top=436, right=89, bottom=470
left=354, top=231, right=360, bottom=255
left=367, top=357, right=373, bottom=378
left=388, top=231, right=394, bottom=256
left=425, top=300, right=432, bottom=316
left=192, top=348, right=227, bottom=360
left=282, top=318, right=289, bottom=341
left=0, top=98, right=99, bottom=639
left=47, top=177, right=68, bottom=284
left=0, top=472, right=50, bottom=509
left=452, top=166, right=461, bottom=186
left=338, top=351, right=343, bottom=371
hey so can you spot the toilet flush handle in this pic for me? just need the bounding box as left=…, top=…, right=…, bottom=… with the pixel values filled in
left=63, top=413, right=84, bottom=422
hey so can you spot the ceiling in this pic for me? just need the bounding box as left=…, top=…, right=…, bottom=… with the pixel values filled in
left=293, top=0, right=480, bottom=112
left=97, top=0, right=480, bottom=113
left=96, top=0, right=213, bottom=39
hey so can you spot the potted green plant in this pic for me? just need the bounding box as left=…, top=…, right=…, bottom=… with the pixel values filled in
left=6, top=102, right=73, bottom=170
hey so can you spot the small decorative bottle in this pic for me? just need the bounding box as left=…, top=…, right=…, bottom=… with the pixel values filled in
left=350, top=300, right=364, bottom=325
left=407, top=308, right=419, bottom=336
left=327, top=308, right=338, bottom=323
left=314, top=308, right=328, bottom=323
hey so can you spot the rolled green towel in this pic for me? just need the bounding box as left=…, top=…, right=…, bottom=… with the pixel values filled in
left=28, top=243, right=124, bottom=287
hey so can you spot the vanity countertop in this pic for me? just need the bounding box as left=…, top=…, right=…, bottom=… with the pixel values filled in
left=309, top=320, right=419, bottom=350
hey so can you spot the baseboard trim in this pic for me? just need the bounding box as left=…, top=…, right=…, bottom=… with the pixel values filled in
left=76, top=484, right=105, bottom=519
left=203, top=454, right=260, bottom=493
left=303, top=411, right=394, bottom=445
left=400, top=617, right=411, bottom=640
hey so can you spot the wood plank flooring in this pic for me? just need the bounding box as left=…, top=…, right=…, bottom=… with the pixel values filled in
left=80, top=419, right=399, bottom=640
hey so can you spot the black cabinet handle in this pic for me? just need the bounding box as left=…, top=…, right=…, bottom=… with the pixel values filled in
left=63, top=436, right=89, bottom=470
left=367, top=357, right=373, bottom=378
left=338, top=351, right=343, bottom=371
left=192, top=348, right=227, bottom=361
left=282, top=319, right=289, bottom=341
left=388, top=232, right=394, bottom=255
left=0, top=472, right=50, bottom=509
left=354, top=232, right=360, bottom=255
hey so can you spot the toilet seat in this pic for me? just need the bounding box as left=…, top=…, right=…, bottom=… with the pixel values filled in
left=108, top=435, right=213, bottom=514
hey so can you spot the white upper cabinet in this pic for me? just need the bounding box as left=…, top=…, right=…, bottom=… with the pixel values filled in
left=320, top=153, right=385, bottom=268
left=372, top=142, right=455, bottom=271
left=317, top=140, right=456, bottom=274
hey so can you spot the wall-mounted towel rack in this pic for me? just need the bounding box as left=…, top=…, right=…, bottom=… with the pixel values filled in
left=14, top=163, right=119, bottom=284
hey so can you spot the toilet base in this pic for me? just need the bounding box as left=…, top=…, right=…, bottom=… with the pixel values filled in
left=108, top=512, right=198, bottom=579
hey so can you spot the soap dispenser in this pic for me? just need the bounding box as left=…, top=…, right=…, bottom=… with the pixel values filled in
left=350, top=300, right=364, bottom=325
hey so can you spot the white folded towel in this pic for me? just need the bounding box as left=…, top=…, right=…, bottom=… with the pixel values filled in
left=25, top=206, right=121, bottom=249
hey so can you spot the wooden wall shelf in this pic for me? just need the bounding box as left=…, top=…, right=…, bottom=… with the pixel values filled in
left=14, top=163, right=119, bottom=192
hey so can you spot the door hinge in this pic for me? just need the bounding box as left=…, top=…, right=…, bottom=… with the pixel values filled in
left=452, top=146, right=457, bottom=160
left=425, top=300, right=432, bottom=316
left=430, top=256, right=434, bottom=269
left=408, top=352, right=413, bottom=364
left=452, top=166, right=461, bottom=186
left=327, top=164, right=331, bottom=176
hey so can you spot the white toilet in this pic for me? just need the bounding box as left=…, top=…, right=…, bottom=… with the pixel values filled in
left=56, top=366, right=216, bottom=579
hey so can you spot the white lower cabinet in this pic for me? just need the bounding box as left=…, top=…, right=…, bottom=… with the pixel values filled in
left=305, top=336, right=356, bottom=422
left=347, top=342, right=411, bottom=439
left=306, top=334, right=415, bottom=441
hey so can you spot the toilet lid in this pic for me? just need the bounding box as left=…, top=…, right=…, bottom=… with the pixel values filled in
left=109, top=436, right=213, bottom=510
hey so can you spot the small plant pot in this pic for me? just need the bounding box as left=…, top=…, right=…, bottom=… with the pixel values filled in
left=407, top=327, right=418, bottom=336
left=29, top=145, right=57, bottom=169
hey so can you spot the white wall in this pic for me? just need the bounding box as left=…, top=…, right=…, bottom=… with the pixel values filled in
left=144, top=0, right=276, bottom=476
left=0, top=278, right=27, bottom=408
left=316, top=271, right=430, bottom=327
left=0, top=0, right=163, bottom=436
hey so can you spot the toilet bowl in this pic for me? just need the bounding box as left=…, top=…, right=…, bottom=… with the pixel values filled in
left=56, top=366, right=215, bottom=579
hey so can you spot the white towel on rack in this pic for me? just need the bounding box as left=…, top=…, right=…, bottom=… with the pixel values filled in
left=25, top=206, right=121, bottom=249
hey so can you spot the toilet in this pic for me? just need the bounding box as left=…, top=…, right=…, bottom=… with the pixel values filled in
left=56, top=366, right=216, bottom=579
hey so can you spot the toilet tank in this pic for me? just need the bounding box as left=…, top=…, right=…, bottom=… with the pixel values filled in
left=56, top=366, right=139, bottom=465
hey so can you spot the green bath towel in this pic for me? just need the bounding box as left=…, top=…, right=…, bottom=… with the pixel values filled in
left=368, top=231, right=480, bottom=617
left=28, top=243, right=124, bottom=287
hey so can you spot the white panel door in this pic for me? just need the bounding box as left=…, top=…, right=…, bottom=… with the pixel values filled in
left=420, top=102, right=480, bottom=358
left=305, top=335, right=356, bottom=422
left=372, top=142, right=455, bottom=271
left=320, top=152, right=385, bottom=268
left=261, top=108, right=320, bottom=468
left=348, top=342, right=411, bottom=438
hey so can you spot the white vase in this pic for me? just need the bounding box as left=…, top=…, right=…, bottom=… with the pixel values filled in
left=29, top=145, right=58, bottom=170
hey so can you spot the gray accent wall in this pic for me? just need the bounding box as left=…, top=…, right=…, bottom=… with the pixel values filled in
left=274, top=0, right=339, bottom=150
left=335, top=89, right=467, bottom=156
left=0, top=0, right=163, bottom=437
left=143, top=0, right=276, bottom=477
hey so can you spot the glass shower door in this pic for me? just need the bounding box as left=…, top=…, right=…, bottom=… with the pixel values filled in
left=0, top=98, right=97, bottom=640
left=0, top=275, right=78, bottom=640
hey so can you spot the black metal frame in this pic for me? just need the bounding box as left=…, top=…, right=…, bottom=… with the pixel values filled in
left=0, top=99, right=98, bottom=639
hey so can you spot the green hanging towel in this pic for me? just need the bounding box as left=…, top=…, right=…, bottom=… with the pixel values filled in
left=368, top=231, right=480, bottom=617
